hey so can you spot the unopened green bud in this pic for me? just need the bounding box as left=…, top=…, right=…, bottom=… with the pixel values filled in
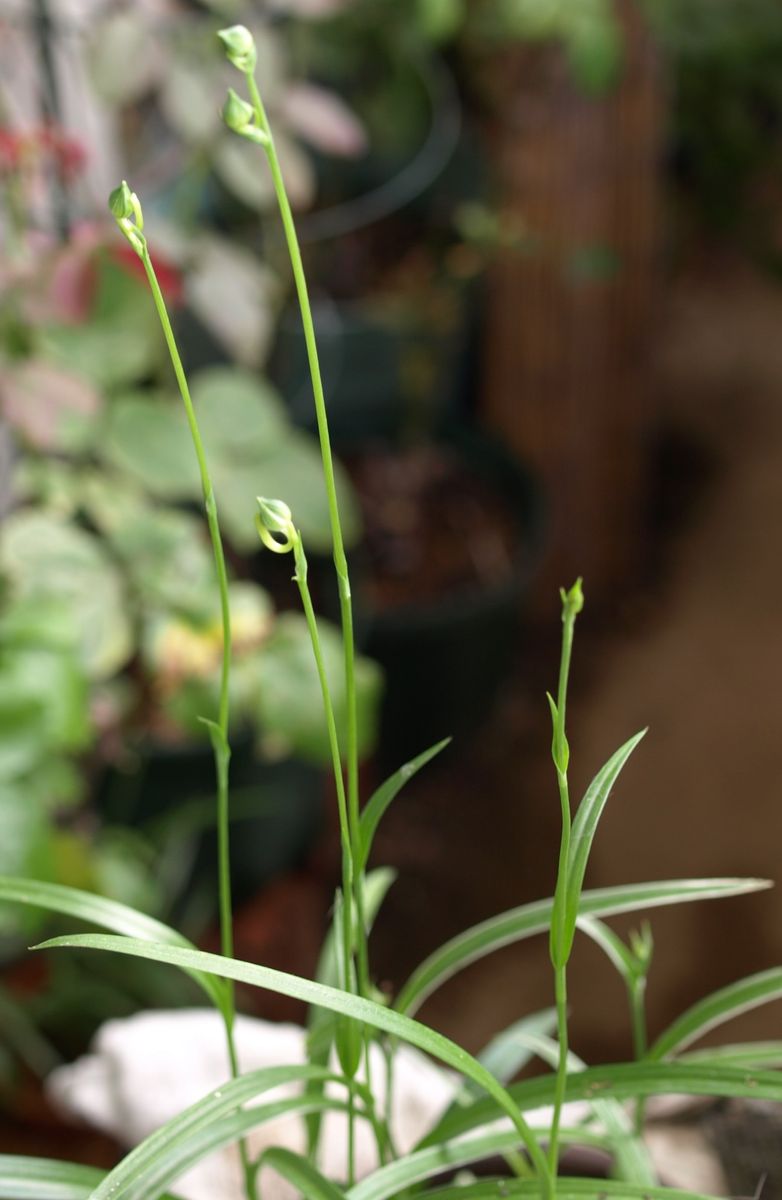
left=256, top=497, right=295, bottom=554
left=629, top=921, right=654, bottom=973
left=222, top=88, right=254, bottom=134
left=217, top=24, right=257, bottom=73
left=560, top=577, right=584, bottom=621
left=108, top=180, right=145, bottom=255
left=108, top=179, right=134, bottom=221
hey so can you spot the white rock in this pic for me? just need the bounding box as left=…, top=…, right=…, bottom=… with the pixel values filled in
left=47, top=1009, right=458, bottom=1200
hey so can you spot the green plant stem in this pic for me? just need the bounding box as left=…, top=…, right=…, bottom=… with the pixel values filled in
left=630, top=979, right=648, bottom=1135
left=244, top=67, right=373, bottom=1177
left=547, top=592, right=579, bottom=1183
left=139, top=246, right=255, bottom=1200
left=243, top=72, right=364, bottom=921
left=293, top=538, right=390, bottom=1180
left=292, top=539, right=354, bottom=993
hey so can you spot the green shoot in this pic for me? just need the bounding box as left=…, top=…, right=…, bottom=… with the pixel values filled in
left=108, top=181, right=255, bottom=1200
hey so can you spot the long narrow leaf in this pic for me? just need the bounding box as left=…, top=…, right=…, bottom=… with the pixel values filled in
left=350, top=1133, right=719, bottom=1200
left=563, top=731, right=646, bottom=956
left=91, top=1064, right=333, bottom=1200
left=105, top=1096, right=357, bottom=1200
left=647, top=967, right=782, bottom=1061
left=357, top=740, right=450, bottom=872
left=0, top=876, right=229, bottom=1015
left=395, top=878, right=769, bottom=1015
left=576, top=916, right=636, bottom=980
left=499, top=1031, right=654, bottom=1186
left=306, top=868, right=396, bottom=1155
left=417, top=1180, right=719, bottom=1200
left=0, top=1158, right=103, bottom=1200
left=420, top=1060, right=782, bottom=1146
left=0, top=1158, right=181, bottom=1200
left=259, top=1149, right=347, bottom=1200
left=475, top=1010, right=558, bottom=1090
left=680, top=1041, right=782, bottom=1069
left=33, top=933, right=552, bottom=1181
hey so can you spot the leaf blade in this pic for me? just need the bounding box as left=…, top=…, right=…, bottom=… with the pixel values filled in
left=395, top=877, right=770, bottom=1015
left=420, top=1060, right=782, bottom=1147
left=648, top=967, right=782, bottom=1061
left=563, top=731, right=646, bottom=956
left=357, top=739, right=450, bottom=872
left=32, top=933, right=551, bottom=1180
left=0, top=876, right=229, bottom=1015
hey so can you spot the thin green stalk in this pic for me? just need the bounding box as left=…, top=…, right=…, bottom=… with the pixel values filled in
left=243, top=72, right=365, bottom=942
left=139, top=250, right=234, bottom=956
left=630, top=979, right=648, bottom=1135
left=547, top=583, right=583, bottom=1184
left=108, top=203, right=255, bottom=1200
left=290, top=536, right=354, bottom=997
left=238, top=57, right=375, bottom=1172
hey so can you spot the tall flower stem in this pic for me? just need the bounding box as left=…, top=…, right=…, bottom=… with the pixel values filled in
left=547, top=582, right=582, bottom=1183
left=239, top=70, right=370, bottom=1012
left=110, top=183, right=255, bottom=1200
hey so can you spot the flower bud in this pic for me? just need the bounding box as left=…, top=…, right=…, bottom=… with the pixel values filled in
left=560, top=577, right=584, bottom=620
left=217, top=25, right=257, bottom=73
left=108, top=180, right=134, bottom=221
left=108, top=180, right=145, bottom=255
left=256, top=496, right=295, bottom=554
left=222, top=88, right=255, bottom=134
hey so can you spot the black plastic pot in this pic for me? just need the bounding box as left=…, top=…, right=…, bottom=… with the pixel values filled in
left=271, top=280, right=479, bottom=443
left=345, top=429, right=544, bottom=771
left=96, top=733, right=324, bottom=909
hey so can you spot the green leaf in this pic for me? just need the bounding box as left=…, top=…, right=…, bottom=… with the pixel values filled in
left=41, top=257, right=161, bottom=389
left=259, top=1149, right=347, bottom=1200
left=257, top=614, right=382, bottom=765
left=104, top=394, right=201, bottom=499
left=488, top=1031, right=653, bottom=1186
left=213, top=433, right=361, bottom=554
left=563, top=730, right=646, bottom=957
left=192, top=366, right=287, bottom=459
left=306, top=869, right=396, bottom=1154
left=462, top=1010, right=558, bottom=1099
left=420, top=1060, right=782, bottom=1147
left=387, top=1180, right=719, bottom=1200
left=648, top=967, right=782, bottom=1061
left=0, top=1156, right=104, bottom=1200
left=0, top=797, right=55, bottom=933
left=32, top=933, right=551, bottom=1180
left=90, top=1064, right=333, bottom=1200
left=112, top=1097, right=353, bottom=1200
left=0, top=877, right=228, bottom=1016
left=680, top=1041, right=782, bottom=1070
left=396, top=877, right=770, bottom=1016
left=576, top=915, right=638, bottom=981
left=0, top=512, right=132, bottom=680
left=357, top=739, right=450, bottom=872
left=106, top=505, right=216, bottom=620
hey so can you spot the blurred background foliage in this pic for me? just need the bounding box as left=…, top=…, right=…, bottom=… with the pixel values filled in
left=1, top=0, right=782, bottom=1098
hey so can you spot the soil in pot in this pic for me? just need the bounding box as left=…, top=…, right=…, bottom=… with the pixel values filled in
left=342, top=433, right=542, bottom=769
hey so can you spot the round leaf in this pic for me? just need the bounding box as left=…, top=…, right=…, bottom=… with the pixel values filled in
left=0, top=512, right=132, bottom=679
left=104, top=394, right=201, bottom=499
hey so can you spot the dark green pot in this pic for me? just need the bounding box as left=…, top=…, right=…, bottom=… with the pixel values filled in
left=346, top=429, right=545, bottom=771
left=96, top=734, right=324, bottom=908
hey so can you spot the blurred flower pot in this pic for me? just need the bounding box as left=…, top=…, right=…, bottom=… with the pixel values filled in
left=340, top=428, right=543, bottom=770
left=96, top=732, right=324, bottom=912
